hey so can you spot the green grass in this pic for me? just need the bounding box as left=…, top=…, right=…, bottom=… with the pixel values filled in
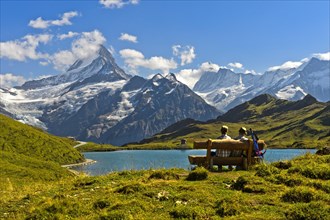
left=0, top=114, right=84, bottom=164
left=1, top=153, right=329, bottom=219
left=0, top=151, right=73, bottom=183
left=0, top=114, right=84, bottom=187
left=76, top=142, right=119, bottom=152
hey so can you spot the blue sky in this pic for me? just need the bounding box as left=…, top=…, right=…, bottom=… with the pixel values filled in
left=1, top=0, right=329, bottom=88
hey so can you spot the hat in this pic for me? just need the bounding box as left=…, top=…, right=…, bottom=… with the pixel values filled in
left=239, top=127, right=247, bottom=134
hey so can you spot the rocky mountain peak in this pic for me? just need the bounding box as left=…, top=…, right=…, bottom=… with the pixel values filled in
left=249, top=94, right=276, bottom=106
left=301, top=94, right=318, bottom=105
left=98, top=45, right=115, bottom=63
left=151, top=73, right=163, bottom=81
left=165, top=73, right=177, bottom=81
left=67, top=60, right=83, bottom=72
left=19, top=45, right=130, bottom=90
left=218, top=68, right=235, bottom=75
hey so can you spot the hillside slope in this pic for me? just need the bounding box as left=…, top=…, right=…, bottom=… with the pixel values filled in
left=0, top=114, right=84, bottom=165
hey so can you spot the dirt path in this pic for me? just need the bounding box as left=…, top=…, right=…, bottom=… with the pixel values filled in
left=61, top=142, right=95, bottom=175
left=73, top=141, right=87, bottom=148
left=61, top=158, right=96, bottom=168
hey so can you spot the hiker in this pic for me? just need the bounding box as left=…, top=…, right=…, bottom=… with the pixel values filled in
left=211, top=125, right=232, bottom=171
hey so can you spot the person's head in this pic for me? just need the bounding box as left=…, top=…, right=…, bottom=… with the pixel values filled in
left=221, top=125, right=228, bottom=134
left=239, top=127, right=247, bottom=136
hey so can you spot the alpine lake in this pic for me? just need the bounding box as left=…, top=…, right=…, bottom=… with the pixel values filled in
left=72, top=149, right=317, bottom=176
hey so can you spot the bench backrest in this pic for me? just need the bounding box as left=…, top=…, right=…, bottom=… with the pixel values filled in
left=193, top=139, right=266, bottom=150
left=193, top=139, right=266, bottom=168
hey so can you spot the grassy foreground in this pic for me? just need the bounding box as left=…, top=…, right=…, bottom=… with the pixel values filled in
left=1, top=153, right=329, bottom=219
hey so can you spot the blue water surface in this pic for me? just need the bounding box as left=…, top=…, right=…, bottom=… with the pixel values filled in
left=72, top=149, right=316, bottom=176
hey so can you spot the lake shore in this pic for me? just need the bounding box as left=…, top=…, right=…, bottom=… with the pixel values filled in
left=61, top=158, right=97, bottom=168
left=78, top=146, right=318, bottom=153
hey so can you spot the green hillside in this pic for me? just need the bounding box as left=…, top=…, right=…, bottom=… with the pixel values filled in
left=0, top=114, right=84, bottom=164
left=126, top=94, right=330, bottom=149
left=0, top=114, right=85, bottom=183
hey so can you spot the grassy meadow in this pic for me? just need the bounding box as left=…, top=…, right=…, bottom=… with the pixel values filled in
left=0, top=114, right=84, bottom=165
left=1, top=153, right=329, bottom=219
left=0, top=114, right=84, bottom=186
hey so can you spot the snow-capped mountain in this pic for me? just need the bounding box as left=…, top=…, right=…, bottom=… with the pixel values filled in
left=19, top=45, right=130, bottom=90
left=193, top=57, right=329, bottom=111
left=45, top=73, right=220, bottom=145
left=1, top=45, right=131, bottom=129
left=274, top=57, right=329, bottom=101
left=1, top=45, right=328, bottom=144
left=193, top=68, right=260, bottom=111
left=99, top=73, right=220, bottom=145
left=0, top=45, right=219, bottom=145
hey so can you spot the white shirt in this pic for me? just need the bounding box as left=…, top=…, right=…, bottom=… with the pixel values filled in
left=216, top=134, right=231, bottom=157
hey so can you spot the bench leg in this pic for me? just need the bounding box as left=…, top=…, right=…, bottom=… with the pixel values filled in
left=242, top=158, right=248, bottom=170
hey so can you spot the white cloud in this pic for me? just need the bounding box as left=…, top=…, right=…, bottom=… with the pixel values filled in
left=199, top=62, right=220, bottom=72
left=58, top=31, right=79, bottom=40
left=119, top=33, right=138, bottom=43
left=71, top=30, right=106, bottom=59
left=301, top=57, right=309, bottom=63
left=228, top=62, right=243, bottom=69
left=120, top=49, right=144, bottom=59
left=175, top=62, right=220, bottom=89
left=268, top=61, right=303, bottom=71
left=39, top=61, right=49, bottom=66
left=175, top=69, right=200, bottom=89
left=244, top=69, right=257, bottom=74
left=51, top=50, right=76, bottom=71
left=29, top=11, right=79, bottom=29
left=313, top=52, right=330, bottom=61
left=0, top=73, right=26, bottom=88
left=51, top=30, right=106, bottom=71
left=0, top=34, right=52, bottom=61
left=266, top=52, right=329, bottom=72
left=172, top=45, right=196, bottom=66
left=99, top=0, right=139, bottom=9
left=35, top=74, right=53, bottom=80
left=119, top=48, right=177, bottom=74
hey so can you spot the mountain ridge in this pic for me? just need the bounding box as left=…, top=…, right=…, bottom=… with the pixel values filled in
left=129, top=93, right=329, bottom=148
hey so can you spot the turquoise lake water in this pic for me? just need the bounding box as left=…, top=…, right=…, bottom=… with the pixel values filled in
left=72, top=149, right=316, bottom=176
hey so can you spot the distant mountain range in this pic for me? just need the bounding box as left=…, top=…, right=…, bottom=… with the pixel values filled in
left=1, top=45, right=329, bottom=145
left=194, top=57, right=329, bottom=111
left=0, top=45, right=219, bottom=145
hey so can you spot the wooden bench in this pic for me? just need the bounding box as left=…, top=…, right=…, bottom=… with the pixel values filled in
left=188, top=139, right=266, bottom=170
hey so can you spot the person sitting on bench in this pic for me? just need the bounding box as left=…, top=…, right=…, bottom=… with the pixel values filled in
left=229, top=127, right=248, bottom=170
left=211, top=125, right=232, bottom=171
